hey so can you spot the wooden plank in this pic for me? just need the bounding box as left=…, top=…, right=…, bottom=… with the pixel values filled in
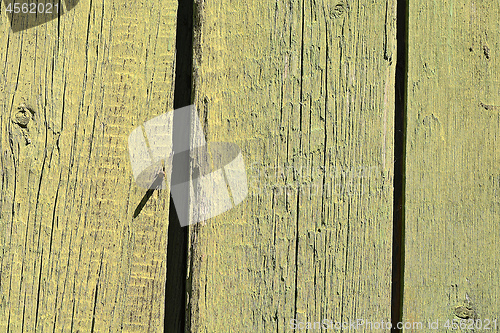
left=187, top=0, right=396, bottom=331
left=0, top=1, right=177, bottom=331
left=404, top=0, right=500, bottom=330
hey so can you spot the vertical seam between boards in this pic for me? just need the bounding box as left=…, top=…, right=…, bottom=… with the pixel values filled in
left=164, top=0, right=194, bottom=332
left=391, top=0, right=408, bottom=331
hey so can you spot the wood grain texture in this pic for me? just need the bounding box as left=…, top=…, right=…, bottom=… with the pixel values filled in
left=0, top=1, right=177, bottom=331
left=404, top=0, right=500, bottom=330
left=187, top=0, right=396, bottom=331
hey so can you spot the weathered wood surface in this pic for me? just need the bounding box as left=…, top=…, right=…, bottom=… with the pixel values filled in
left=404, top=0, right=500, bottom=330
left=187, top=0, right=396, bottom=331
left=0, top=1, right=177, bottom=331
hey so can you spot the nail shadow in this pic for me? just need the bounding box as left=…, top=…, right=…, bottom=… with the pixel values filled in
left=133, top=172, right=164, bottom=219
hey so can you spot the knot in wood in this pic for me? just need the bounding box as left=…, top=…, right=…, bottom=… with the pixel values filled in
left=453, top=304, right=476, bottom=319
left=12, top=103, right=34, bottom=128
left=332, top=2, right=348, bottom=18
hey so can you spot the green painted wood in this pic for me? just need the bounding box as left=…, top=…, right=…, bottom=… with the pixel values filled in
left=187, top=0, right=396, bottom=331
left=0, top=1, right=177, bottom=331
left=404, top=0, right=500, bottom=330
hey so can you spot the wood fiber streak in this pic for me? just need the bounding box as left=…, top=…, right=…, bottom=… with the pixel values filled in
left=0, top=0, right=177, bottom=331
left=404, top=0, right=500, bottom=330
left=188, top=0, right=396, bottom=331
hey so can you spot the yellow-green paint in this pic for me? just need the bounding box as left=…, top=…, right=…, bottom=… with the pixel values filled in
left=404, top=0, right=500, bottom=330
left=0, top=0, right=177, bottom=331
left=187, top=0, right=396, bottom=331
left=13, top=0, right=500, bottom=332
